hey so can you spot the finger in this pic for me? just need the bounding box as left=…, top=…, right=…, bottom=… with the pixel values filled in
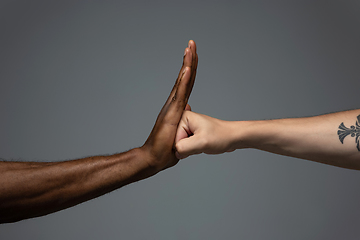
left=174, top=45, right=193, bottom=87
left=175, top=120, right=191, bottom=144
left=156, top=48, right=193, bottom=121
left=175, top=135, right=205, bottom=159
left=164, top=66, right=192, bottom=125
left=166, top=48, right=193, bottom=105
left=152, top=49, right=192, bottom=126
left=169, top=40, right=196, bottom=106
left=182, top=46, right=193, bottom=76
left=185, top=40, right=198, bottom=101
left=165, top=40, right=197, bottom=118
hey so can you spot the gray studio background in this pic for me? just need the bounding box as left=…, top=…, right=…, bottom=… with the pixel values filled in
left=1, top=1, right=360, bottom=239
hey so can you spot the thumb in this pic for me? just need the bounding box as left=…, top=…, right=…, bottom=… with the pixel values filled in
left=175, top=134, right=205, bottom=159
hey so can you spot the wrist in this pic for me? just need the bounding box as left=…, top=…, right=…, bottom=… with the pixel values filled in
left=227, top=121, right=252, bottom=150
left=228, top=120, right=271, bottom=150
left=136, top=146, right=165, bottom=175
left=231, top=120, right=283, bottom=151
left=134, top=146, right=159, bottom=171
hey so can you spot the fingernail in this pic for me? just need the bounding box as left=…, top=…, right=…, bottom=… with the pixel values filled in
left=188, top=42, right=191, bottom=48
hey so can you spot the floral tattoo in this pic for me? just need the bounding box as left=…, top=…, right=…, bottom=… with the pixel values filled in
left=337, top=115, right=360, bottom=151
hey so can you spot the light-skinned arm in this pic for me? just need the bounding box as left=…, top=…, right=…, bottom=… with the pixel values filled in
left=0, top=40, right=198, bottom=224
left=175, top=109, right=360, bottom=170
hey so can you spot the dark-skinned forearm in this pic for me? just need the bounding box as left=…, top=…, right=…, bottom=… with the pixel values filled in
left=0, top=148, right=154, bottom=223
left=0, top=40, right=198, bottom=224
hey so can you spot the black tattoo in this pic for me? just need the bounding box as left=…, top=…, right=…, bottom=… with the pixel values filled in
left=337, top=115, right=360, bottom=151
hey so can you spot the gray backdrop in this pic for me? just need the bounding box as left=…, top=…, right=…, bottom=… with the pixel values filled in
left=1, top=1, right=360, bottom=239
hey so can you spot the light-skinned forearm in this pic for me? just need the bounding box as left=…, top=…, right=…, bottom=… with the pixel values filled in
left=0, top=148, right=155, bottom=223
left=229, top=109, right=360, bottom=169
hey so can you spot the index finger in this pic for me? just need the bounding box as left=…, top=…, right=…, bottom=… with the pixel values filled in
left=169, top=40, right=198, bottom=115
left=186, top=40, right=198, bottom=101
left=164, top=45, right=194, bottom=108
left=164, top=41, right=198, bottom=125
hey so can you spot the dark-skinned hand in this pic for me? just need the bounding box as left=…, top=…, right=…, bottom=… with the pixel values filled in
left=140, top=40, right=198, bottom=173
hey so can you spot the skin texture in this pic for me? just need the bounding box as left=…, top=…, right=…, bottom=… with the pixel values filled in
left=175, top=109, right=360, bottom=170
left=0, top=40, right=198, bottom=224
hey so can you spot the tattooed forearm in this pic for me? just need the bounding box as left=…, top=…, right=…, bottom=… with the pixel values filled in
left=337, top=115, right=360, bottom=151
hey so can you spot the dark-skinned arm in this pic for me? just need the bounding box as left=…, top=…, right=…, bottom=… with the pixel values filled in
left=0, top=40, right=198, bottom=223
